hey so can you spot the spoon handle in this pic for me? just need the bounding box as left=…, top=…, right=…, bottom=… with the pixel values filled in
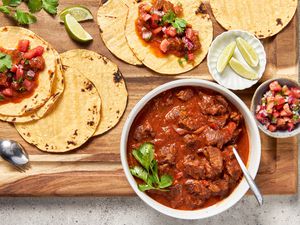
left=232, top=147, right=263, bottom=206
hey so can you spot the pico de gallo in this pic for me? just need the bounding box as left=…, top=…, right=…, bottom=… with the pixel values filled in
left=135, top=0, right=201, bottom=63
left=256, top=81, right=300, bottom=132
left=0, top=40, right=45, bottom=105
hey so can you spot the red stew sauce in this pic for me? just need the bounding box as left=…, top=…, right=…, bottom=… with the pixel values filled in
left=127, top=87, right=249, bottom=210
left=135, top=0, right=201, bottom=62
left=0, top=40, right=45, bottom=105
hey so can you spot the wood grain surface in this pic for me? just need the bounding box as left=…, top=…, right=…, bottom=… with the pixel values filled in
left=0, top=0, right=298, bottom=196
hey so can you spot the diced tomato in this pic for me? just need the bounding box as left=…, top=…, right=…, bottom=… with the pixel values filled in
left=283, top=103, right=293, bottom=116
left=287, top=122, right=295, bottom=131
left=142, top=13, right=151, bottom=22
left=150, top=14, right=160, bottom=28
left=0, top=74, right=7, bottom=86
left=273, top=111, right=280, bottom=118
left=280, top=110, right=288, bottom=117
left=17, top=40, right=30, bottom=52
left=266, top=96, right=274, bottom=103
left=15, top=66, right=24, bottom=80
left=160, top=39, right=170, bottom=53
left=277, top=118, right=286, bottom=127
left=269, top=81, right=282, bottom=92
left=274, top=95, right=285, bottom=106
left=187, top=53, right=195, bottom=61
left=291, top=87, right=300, bottom=98
left=266, top=101, right=274, bottom=114
left=268, top=124, right=277, bottom=132
left=23, top=46, right=44, bottom=59
left=152, top=27, right=162, bottom=35
left=23, top=79, right=34, bottom=91
left=165, top=26, right=177, bottom=37
left=10, top=65, right=18, bottom=73
left=256, top=113, right=265, bottom=122
left=185, top=28, right=193, bottom=40
left=2, top=88, right=13, bottom=97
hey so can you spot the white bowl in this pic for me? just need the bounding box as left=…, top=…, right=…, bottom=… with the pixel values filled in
left=207, top=30, right=266, bottom=90
left=120, top=79, right=261, bottom=220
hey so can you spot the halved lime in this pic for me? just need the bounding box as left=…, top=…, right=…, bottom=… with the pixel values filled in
left=59, top=6, right=93, bottom=23
left=236, top=37, right=259, bottom=67
left=64, top=14, right=93, bottom=43
left=229, top=57, right=258, bottom=80
left=217, top=41, right=236, bottom=73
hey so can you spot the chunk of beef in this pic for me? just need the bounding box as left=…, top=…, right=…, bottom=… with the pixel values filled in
left=176, top=89, right=194, bottom=101
left=133, top=120, right=155, bottom=141
left=202, top=121, right=238, bottom=148
left=178, top=116, right=201, bottom=131
left=165, top=106, right=186, bottom=121
left=168, top=184, right=184, bottom=208
left=182, top=155, right=208, bottom=179
left=183, top=134, right=199, bottom=148
left=222, top=147, right=242, bottom=181
left=208, top=179, right=229, bottom=198
left=199, top=146, right=223, bottom=176
left=208, top=114, right=229, bottom=129
left=156, top=144, right=177, bottom=165
left=173, top=125, right=189, bottom=136
left=198, top=91, right=228, bottom=115
left=185, top=179, right=211, bottom=200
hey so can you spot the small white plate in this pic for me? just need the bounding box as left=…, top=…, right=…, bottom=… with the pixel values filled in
left=207, top=30, right=266, bottom=90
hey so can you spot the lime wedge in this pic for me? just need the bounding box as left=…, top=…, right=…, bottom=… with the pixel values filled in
left=217, top=41, right=236, bottom=73
left=236, top=37, right=259, bottom=67
left=229, top=57, right=258, bottom=80
left=59, top=6, right=93, bottom=23
left=64, top=14, right=93, bottom=43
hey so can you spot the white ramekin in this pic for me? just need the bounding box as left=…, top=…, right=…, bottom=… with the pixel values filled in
left=120, top=79, right=261, bottom=220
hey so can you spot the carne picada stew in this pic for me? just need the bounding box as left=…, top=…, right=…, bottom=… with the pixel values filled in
left=127, top=87, right=249, bottom=210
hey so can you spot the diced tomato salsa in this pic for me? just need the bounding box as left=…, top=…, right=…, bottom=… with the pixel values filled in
left=0, top=40, right=45, bottom=105
left=255, top=81, right=300, bottom=132
left=135, top=0, right=201, bottom=63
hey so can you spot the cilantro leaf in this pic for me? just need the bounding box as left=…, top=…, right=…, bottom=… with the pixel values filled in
left=14, top=9, right=37, bottom=25
left=173, top=17, right=187, bottom=33
left=130, top=166, right=148, bottom=184
left=0, top=5, right=10, bottom=14
left=2, top=0, right=21, bottom=7
left=42, top=0, right=58, bottom=15
left=0, top=95, right=4, bottom=101
left=158, top=174, right=173, bottom=189
left=28, top=0, right=43, bottom=13
left=138, top=184, right=155, bottom=192
left=0, top=54, right=12, bottom=72
left=161, top=10, right=176, bottom=24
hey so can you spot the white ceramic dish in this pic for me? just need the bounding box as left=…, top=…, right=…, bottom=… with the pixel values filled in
left=207, top=30, right=266, bottom=90
left=120, top=79, right=261, bottom=220
left=251, top=78, right=300, bottom=138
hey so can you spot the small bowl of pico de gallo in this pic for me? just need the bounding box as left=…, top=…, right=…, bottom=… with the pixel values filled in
left=251, top=78, right=300, bottom=138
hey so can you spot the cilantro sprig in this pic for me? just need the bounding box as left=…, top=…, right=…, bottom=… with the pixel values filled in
left=161, top=10, right=187, bottom=34
left=130, top=143, right=173, bottom=192
left=0, top=0, right=59, bottom=25
left=0, top=52, right=12, bottom=73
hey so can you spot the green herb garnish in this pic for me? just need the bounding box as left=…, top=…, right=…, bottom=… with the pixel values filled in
left=130, top=143, right=173, bottom=192
left=0, top=53, right=12, bottom=72
left=161, top=10, right=187, bottom=33
left=0, top=95, right=4, bottom=101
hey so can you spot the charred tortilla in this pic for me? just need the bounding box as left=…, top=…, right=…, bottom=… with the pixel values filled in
left=60, top=49, right=128, bottom=136
left=0, top=26, right=56, bottom=116
left=125, top=0, right=213, bottom=74
left=210, top=0, right=298, bottom=39
left=15, top=67, right=101, bottom=152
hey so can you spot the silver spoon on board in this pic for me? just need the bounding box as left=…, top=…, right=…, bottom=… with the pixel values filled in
left=0, top=140, right=30, bottom=172
left=232, top=146, right=263, bottom=206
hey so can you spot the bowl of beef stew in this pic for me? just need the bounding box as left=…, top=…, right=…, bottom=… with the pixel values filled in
left=121, top=79, right=261, bottom=219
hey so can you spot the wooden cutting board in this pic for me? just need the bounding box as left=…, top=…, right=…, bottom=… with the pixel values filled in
left=0, top=0, right=298, bottom=196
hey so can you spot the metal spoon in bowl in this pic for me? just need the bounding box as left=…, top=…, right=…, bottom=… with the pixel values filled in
left=232, top=147, right=263, bottom=206
left=0, top=140, right=30, bottom=172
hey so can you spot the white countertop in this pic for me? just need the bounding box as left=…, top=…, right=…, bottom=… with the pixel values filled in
left=0, top=4, right=299, bottom=225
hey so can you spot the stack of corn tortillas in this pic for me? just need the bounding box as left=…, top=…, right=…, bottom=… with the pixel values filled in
left=0, top=27, right=128, bottom=153
left=97, top=0, right=213, bottom=75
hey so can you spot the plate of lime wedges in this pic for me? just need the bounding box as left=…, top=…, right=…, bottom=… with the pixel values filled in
left=207, top=30, right=266, bottom=90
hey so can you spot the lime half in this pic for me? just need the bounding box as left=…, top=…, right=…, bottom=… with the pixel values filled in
left=229, top=57, right=258, bottom=80
left=217, top=41, right=236, bottom=73
left=60, top=6, right=93, bottom=23
left=236, top=37, right=259, bottom=67
left=64, top=14, right=93, bottom=43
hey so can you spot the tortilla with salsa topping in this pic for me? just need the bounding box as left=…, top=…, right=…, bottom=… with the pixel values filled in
left=125, top=0, right=213, bottom=74
left=0, top=26, right=56, bottom=116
